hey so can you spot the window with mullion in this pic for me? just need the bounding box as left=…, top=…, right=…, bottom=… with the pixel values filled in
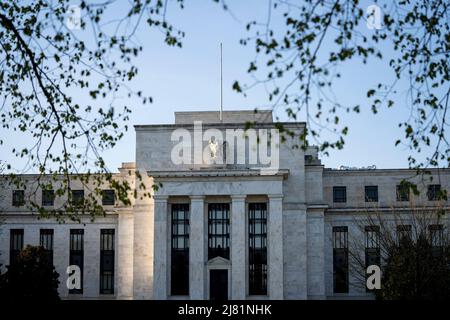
left=12, top=190, right=25, bottom=207
left=71, top=190, right=84, bottom=207
left=397, top=225, right=412, bottom=245
left=427, top=184, right=442, bottom=201
left=208, top=203, right=230, bottom=260
left=171, top=203, right=189, bottom=296
left=69, top=229, right=84, bottom=294
left=248, top=203, right=267, bottom=296
left=102, top=190, right=115, bottom=206
left=364, top=226, right=380, bottom=291
left=100, top=229, right=115, bottom=294
left=333, top=186, right=347, bottom=203
left=40, top=229, right=54, bottom=265
left=42, top=189, right=55, bottom=206
left=396, top=185, right=409, bottom=202
left=365, top=186, right=378, bottom=202
left=333, top=226, right=349, bottom=293
left=429, top=224, right=444, bottom=257
left=9, top=229, right=24, bottom=265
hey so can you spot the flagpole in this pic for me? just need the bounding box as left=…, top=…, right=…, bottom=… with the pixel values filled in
left=220, top=42, right=223, bottom=123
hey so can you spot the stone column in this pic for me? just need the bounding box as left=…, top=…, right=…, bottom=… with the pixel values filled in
left=189, top=195, right=205, bottom=299
left=152, top=195, right=169, bottom=299
left=84, top=225, right=100, bottom=297
left=307, top=208, right=326, bottom=299
left=117, top=211, right=134, bottom=299
left=54, top=226, right=69, bottom=297
left=268, top=194, right=284, bottom=299
left=231, top=195, right=246, bottom=299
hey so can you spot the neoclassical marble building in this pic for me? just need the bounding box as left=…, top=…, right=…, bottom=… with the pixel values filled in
left=0, top=110, right=449, bottom=300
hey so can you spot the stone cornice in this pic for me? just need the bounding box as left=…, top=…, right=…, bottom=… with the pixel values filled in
left=189, top=195, right=206, bottom=200
left=148, top=169, right=289, bottom=179
left=324, top=168, right=450, bottom=176
left=268, top=194, right=284, bottom=200
left=153, top=195, right=169, bottom=202
left=135, top=121, right=306, bottom=130
left=325, top=206, right=450, bottom=214
left=230, top=195, right=247, bottom=200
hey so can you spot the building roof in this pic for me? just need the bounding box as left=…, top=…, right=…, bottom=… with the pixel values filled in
left=174, top=110, right=273, bottom=124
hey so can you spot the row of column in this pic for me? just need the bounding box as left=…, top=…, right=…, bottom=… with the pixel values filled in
left=153, top=194, right=284, bottom=300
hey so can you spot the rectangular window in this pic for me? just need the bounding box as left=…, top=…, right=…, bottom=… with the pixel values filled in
left=9, top=229, right=24, bottom=265
left=429, top=224, right=443, bottom=247
left=333, top=226, right=349, bottom=293
left=333, top=186, right=347, bottom=203
left=397, top=225, right=412, bottom=244
left=365, top=226, right=380, bottom=249
left=12, top=190, right=25, bottom=207
left=100, top=229, right=115, bottom=294
left=208, top=203, right=230, bottom=260
left=71, top=190, right=84, bottom=206
left=42, top=189, right=55, bottom=206
left=429, top=224, right=443, bottom=257
left=171, top=203, right=189, bottom=296
left=69, top=229, right=84, bottom=294
left=248, top=203, right=268, bottom=296
left=365, top=226, right=380, bottom=291
left=365, top=186, right=378, bottom=202
left=396, top=185, right=409, bottom=202
left=427, top=184, right=442, bottom=201
left=40, top=229, right=54, bottom=265
left=102, top=190, right=115, bottom=206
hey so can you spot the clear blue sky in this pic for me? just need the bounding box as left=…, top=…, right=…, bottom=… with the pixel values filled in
left=1, top=0, right=432, bottom=173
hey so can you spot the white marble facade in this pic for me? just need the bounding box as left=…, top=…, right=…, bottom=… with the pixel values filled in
left=0, top=110, right=449, bottom=300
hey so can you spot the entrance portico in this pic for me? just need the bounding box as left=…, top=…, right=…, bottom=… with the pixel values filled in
left=150, top=170, right=287, bottom=300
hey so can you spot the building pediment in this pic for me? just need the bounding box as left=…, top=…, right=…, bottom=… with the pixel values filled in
left=207, top=256, right=231, bottom=266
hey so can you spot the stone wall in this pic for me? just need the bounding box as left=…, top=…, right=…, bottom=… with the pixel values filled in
left=0, top=215, right=118, bottom=299
left=323, top=169, right=450, bottom=208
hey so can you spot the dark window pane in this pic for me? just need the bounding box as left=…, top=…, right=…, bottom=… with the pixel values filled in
left=365, top=186, right=378, bottom=202
left=333, top=226, right=348, bottom=293
left=100, top=229, right=115, bottom=294
left=397, top=225, right=412, bottom=244
left=171, top=203, right=189, bottom=296
left=69, top=229, right=84, bottom=294
left=396, top=185, right=409, bottom=201
left=71, top=190, right=84, bottom=206
left=42, top=189, right=55, bottom=206
left=249, top=203, right=267, bottom=296
left=333, top=186, right=347, bottom=203
left=364, top=226, right=380, bottom=291
left=208, top=203, right=230, bottom=260
left=365, top=226, right=380, bottom=249
left=9, top=229, right=24, bottom=265
left=429, top=224, right=443, bottom=257
left=12, top=190, right=25, bottom=207
left=39, top=229, right=54, bottom=265
left=427, top=184, right=441, bottom=201
left=102, top=190, right=115, bottom=206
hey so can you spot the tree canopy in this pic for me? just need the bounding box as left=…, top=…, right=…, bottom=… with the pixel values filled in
left=0, top=245, right=60, bottom=300
left=0, top=0, right=448, bottom=218
left=378, top=234, right=450, bottom=300
left=349, top=207, right=450, bottom=300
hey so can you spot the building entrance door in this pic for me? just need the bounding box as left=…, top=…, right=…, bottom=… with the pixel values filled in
left=209, top=269, right=228, bottom=301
